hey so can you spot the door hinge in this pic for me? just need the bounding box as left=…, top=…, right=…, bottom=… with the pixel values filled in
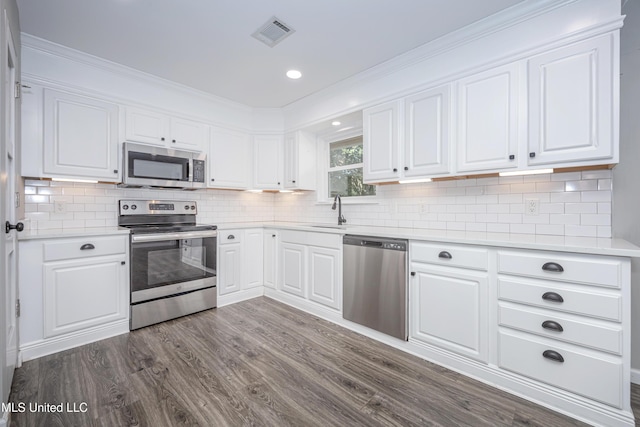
left=16, top=299, right=20, bottom=318
left=14, top=81, right=20, bottom=99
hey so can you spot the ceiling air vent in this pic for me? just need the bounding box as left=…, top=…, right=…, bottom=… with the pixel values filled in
left=251, top=16, right=295, bottom=47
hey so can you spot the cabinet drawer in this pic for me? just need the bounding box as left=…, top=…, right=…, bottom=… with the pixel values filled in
left=497, top=250, right=622, bottom=288
left=498, top=303, right=622, bottom=355
left=498, top=330, right=623, bottom=408
left=219, top=230, right=242, bottom=244
left=498, top=277, right=621, bottom=322
left=411, top=242, right=488, bottom=271
left=43, top=236, right=127, bottom=262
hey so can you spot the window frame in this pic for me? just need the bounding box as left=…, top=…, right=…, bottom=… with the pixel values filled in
left=317, top=129, right=377, bottom=204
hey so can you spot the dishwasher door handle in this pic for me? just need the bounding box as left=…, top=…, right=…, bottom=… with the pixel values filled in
left=362, top=240, right=383, bottom=247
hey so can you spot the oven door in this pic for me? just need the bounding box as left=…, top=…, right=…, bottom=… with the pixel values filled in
left=130, top=231, right=217, bottom=303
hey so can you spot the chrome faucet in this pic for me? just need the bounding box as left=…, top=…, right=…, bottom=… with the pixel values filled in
left=331, top=194, right=346, bottom=225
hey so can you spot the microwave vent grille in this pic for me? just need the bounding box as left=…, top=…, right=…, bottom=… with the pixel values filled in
left=251, top=16, right=295, bottom=47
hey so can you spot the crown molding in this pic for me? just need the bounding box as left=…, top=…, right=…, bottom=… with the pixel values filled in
left=21, top=33, right=252, bottom=113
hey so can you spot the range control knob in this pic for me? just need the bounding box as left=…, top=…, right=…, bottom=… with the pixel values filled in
left=190, top=205, right=196, bottom=210
left=131, top=204, right=137, bottom=210
left=185, top=205, right=190, bottom=210
left=122, top=205, right=129, bottom=210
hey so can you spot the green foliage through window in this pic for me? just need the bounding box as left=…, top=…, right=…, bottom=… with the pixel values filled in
left=328, top=137, right=376, bottom=198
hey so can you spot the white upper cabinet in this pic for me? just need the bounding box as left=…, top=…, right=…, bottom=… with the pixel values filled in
left=208, top=127, right=251, bottom=189
left=253, top=134, right=283, bottom=190
left=283, top=131, right=316, bottom=190
left=456, top=63, right=520, bottom=173
left=125, top=107, right=206, bottom=152
left=43, top=88, right=120, bottom=181
left=528, top=34, right=617, bottom=166
left=363, top=100, right=401, bottom=183
left=404, top=85, right=451, bottom=177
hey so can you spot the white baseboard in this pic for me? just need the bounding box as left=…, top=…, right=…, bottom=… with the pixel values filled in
left=19, top=320, right=129, bottom=363
left=218, top=287, right=264, bottom=307
left=631, top=368, right=640, bottom=385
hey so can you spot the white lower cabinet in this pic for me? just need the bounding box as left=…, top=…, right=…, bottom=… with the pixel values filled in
left=217, top=229, right=264, bottom=297
left=409, top=242, right=488, bottom=361
left=263, top=229, right=278, bottom=289
left=18, top=234, right=130, bottom=361
left=278, top=230, right=342, bottom=311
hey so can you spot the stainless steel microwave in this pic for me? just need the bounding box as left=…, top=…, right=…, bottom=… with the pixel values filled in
left=122, top=142, right=206, bottom=189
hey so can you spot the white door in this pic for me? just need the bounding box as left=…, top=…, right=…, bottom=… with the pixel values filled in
left=170, top=117, right=206, bottom=152
left=253, top=135, right=282, bottom=190
left=404, top=85, right=451, bottom=177
left=2, top=16, right=19, bottom=412
left=308, top=246, right=341, bottom=310
left=283, top=133, right=297, bottom=188
left=263, top=230, right=277, bottom=289
left=218, top=243, right=242, bottom=295
left=280, top=242, right=306, bottom=298
left=209, top=128, right=250, bottom=189
left=456, top=63, right=520, bottom=173
left=125, top=107, right=167, bottom=146
left=528, top=34, right=615, bottom=165
left=363, top=100, right=401, bottom=183
left=242, top=229, right=263, bottom=289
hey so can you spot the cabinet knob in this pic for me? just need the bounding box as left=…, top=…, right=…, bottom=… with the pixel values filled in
left=113, top=169, right=118, bottom=174
left=393, top=168, right=398, bottom=173
left=509, top=155, right=515, bottom=160
left=172, top=139, right=176, bottom=143
left=121, top=261, right=126, bottom=265
left=404, top=166, right=408, bottom=171
left=80, top=243, right=95, bottom=250
left=542, top=350, right=564, bottom=363
left=292, top=180, right=296, bottom=183
left=542, top=262, right=564, bottom=273
left=272, top=234, right=276, bottom=238
left=541, top=292, right=564, bottom=303
left=277, top=182, right=281, bottom=185
left=529, top=152, right=536, bottom=158
left=211, top=178, right=215, bottom=182
left=161, top=137, right=165, bottom=141
left=410, top=272, right=416, bottom=276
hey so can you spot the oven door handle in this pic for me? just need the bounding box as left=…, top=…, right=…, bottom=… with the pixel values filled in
left=131, top=230, right=217, bottom=243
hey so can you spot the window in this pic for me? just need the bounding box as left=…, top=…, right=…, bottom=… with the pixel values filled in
left=328, top=136, right=376, bottom=199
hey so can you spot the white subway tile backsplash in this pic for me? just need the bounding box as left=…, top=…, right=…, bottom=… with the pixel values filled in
left=23, top=170, right=612, bottom=238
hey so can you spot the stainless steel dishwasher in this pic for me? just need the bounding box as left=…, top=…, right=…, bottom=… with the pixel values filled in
left=343, top=235, right=408, bottom=340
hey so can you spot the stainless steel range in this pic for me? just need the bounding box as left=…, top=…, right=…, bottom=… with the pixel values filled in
left=118, top=200, right=217, bottom=330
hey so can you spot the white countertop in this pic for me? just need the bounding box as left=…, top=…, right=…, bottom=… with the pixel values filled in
left=217, top=221, right=640, bottom=258
left=18, top=222, right=640, bottom=257
left=18, top=226, right=131, bottom=240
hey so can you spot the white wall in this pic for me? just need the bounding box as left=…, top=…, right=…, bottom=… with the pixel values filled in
left=614, top=0, right=640, bottom=373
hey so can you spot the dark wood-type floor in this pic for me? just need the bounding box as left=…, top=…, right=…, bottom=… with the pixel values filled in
left=8, top=297, right=640, bottom=426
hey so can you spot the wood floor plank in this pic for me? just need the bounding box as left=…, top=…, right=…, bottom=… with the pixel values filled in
left=7, top=297, right=628, bottom=426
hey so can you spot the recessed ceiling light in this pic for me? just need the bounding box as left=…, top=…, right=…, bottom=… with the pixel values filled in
left=286, top=70, right=302, bottom=79
left=331, top=121, right=341, bottom=126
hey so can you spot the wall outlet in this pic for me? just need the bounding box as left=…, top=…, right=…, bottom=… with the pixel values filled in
left=525, top=198, right=539, bottom=216
left=54, top=200, right=66, bottom=213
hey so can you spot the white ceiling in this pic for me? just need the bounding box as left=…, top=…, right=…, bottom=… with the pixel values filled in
left=16, top=0, right=525, bottom=108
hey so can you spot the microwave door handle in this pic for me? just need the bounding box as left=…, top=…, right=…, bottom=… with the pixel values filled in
left=188, top=158, right=193, bottom=183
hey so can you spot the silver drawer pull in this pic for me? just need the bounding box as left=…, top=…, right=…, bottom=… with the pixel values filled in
left=80, top=243, right=95, bottom=250
left=541, top=320, right=564, bottom=332
left=542, top=350, right=564, bottom=363
left=438, top=251, right=452, bottom=259
left=227, top=235, right=235, bottom=240
left=542, top=262, right=564, bottom=272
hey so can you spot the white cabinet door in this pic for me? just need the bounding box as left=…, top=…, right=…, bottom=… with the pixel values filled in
left=283, top=131, right=316, bottom=190
left=456, top=63, right=520, bottom=173
left=404, top=85, right=451, bottom=177
left=43, top=255, right=128, bottom=338
left=363, top=100, right=401, bottom=183
left=280, top=242, right=306, bottom=298
left=243, top=229, right=264, bottom=289
left=528, top=34, right=616, bottom=165
left=253, top=134, right=282, bottom=190
left=209, top=128, right=251, bottom=189
left=308, top=246, right=341, bottom=310
left=169, top=117, right=207, bottom=152
left=218, top=243, right=242, bottom=295
left=43, top=88, right=120, bottom=181
left=263, top=230, right=278, bottom=289
left=410, top=265, right=487, bottom=361
left=125, top=107, right=167, bottom=147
